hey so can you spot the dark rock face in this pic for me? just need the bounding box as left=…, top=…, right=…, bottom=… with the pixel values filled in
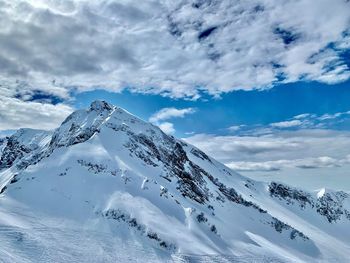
left=50, top=121, right=99, bottom=149
left=118, top=121, right=273, bottom=212
left=196, top=212, right=208, bottom=223
left=0, top=129, right=49, bottom=170
left=190, top=148, right=212, bottom=163
left=125, top=133, right=162, bottom=167
left=0, top=185, right=7, bottom=194
left=89, top=100, right=114, bottom=112
left=317, top=192, right=350, bottom=223
left=269, top=182, right=313, bottom=209
left=170, top=143, right=209, bottom=204
left=0, top=137, right=7, bottom=151
left=0, top=136, right=32, bottom=169
left=103, top=209, right=176, bottom=251
left=1, top=102, right=115, bottom=172
left=269, top=182, right=350, bottom=223
left=49, top=101, right=115, bottom=150
left=124, top=127, right=210, bottom=204
left=112, top=121, right=307, bottom=240
left=77, top=160, right=107, bottom=174
left=270, top=218, right=308, bottom=240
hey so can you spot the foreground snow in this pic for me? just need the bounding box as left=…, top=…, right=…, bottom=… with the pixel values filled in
left=0, top=101, right=349, bottom=262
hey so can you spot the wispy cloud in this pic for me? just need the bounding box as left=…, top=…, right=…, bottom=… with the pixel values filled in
left=270, top=120, right=303, bottom=128
left=228, top=110, right=350, bottom=135
left=318, top=111, right=350, bottom=121
left=227, top=125, right=246, bottom=132
left=276, top=110, right=350, bottom=130
left=149, top=107, right=196, bottom=123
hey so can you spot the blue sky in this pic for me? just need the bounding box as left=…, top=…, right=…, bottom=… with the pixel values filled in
left=1, top=0, right=350, bottom=190
left=72, top=79, right=350, bottom=137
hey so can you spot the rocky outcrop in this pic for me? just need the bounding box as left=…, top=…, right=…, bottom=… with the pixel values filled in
left=0, top=129, right=51, bottom=170
left=269, top=182, right=350, bottom=223
left=48, top=101, right=115, bottom=149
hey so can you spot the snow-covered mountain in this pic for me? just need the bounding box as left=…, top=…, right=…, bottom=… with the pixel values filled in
left=0, top=101, right=349, bottom=263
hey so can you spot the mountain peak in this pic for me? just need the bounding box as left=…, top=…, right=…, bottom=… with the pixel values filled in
left=89, top=100, right=114, bottom=112
left=1, top=101, right=350, bottom=262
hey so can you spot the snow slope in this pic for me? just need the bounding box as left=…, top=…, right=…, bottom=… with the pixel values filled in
left=0, top=101, right=349, bottom=262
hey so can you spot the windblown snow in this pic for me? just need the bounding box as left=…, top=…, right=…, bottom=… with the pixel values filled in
left=0, top=101, right=349, bottom=263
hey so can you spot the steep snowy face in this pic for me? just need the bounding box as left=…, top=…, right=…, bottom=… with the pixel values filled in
left=0, top=101, right=350, bottom=263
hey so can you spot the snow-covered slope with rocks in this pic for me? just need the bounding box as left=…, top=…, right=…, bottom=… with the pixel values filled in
left=0, top=101, right=349, bottom=263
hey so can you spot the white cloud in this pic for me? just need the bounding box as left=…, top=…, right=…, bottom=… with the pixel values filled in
left=188, top=111, right=350, bottom=175
left=0, top=0, right=349, bottom=99
left=0, top=97, right=73, bottom=130
left=149, top=107, right=196, bottom=123
left=226, top=156, right=347, bottom=172
left=293, top=113, right=312, bottom=119
left=226, top=160, right=283, bottom=172
left=270, top=120, right=303, bottom=128
left=158, top=122, right=175, bottom=135
left=318, top=111, right=350, bottom=121
left=227, top=125, right=246, bottom=132
left=149, top=107, right=196, bottom=134
left=184, top=129, right=350, bottom=172
left=240, top=110, right=350, bottom=134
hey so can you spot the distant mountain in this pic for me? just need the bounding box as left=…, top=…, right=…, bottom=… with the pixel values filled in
left=0, top=101, right=349, bottom=262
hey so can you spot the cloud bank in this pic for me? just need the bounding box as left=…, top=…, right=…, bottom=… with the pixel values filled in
left=0, top=97, right=73, bottom=130
left=185, top=111, right=350, bottom=173
left=185, top=129, right=350, bottom=172
left=0, top=0, right=349, bottom=100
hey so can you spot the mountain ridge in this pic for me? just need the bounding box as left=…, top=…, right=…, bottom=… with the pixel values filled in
left=0, top=100, right=349, bottom=262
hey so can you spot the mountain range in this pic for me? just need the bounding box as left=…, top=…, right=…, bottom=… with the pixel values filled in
left=0, top=100, right=349, bottom=262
